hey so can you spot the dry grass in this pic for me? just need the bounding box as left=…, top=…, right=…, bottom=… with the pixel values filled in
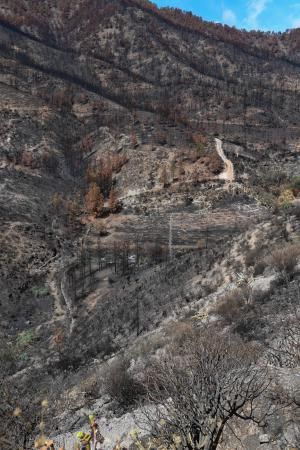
left=104, top=358, right=145, bottom=407
left=252, top=243, right=300, bottom=278
left=214, top=287, right=250, bottom=324
left=267, top=243, right=300, bottom=276
left=165, top=320, right=194, bottom=348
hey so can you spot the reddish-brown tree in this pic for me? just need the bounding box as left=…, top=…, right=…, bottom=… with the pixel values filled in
left=85, top=183, right=104, bottom=215
left=108, top=189, right=120, bottom=213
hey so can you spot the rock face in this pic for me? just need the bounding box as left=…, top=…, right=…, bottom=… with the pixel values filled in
left=0, top=2, right=300, bottom=449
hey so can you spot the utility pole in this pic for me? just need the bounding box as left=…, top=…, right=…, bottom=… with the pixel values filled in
left=169, top=214, right=173, bottom=261
left=136, top=297, right=140, bottom=337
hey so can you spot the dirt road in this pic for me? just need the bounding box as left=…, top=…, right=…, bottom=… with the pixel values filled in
left=215, top=138, right=235, bottom=182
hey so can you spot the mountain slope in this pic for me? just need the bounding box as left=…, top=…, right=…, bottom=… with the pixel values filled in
left=0, top=2, right=299, bottom=449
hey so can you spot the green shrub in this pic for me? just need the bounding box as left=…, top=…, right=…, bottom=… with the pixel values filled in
left=16, top=330, right=35, bottom=351
left=31, top=286, right=49, bottom=298
left=291, top=176, right=300, bottom=190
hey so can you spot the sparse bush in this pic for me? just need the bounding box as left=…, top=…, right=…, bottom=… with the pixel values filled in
left=142, top=330, right=269, bottom=450
left=234, top=311, right=262, bottom=339
left=245, top=247, right=262, bottom=267
left=104, top=358, right=145, bottom=408
left=264, top=169, right=288, bottom=187
left=252, top=288, right=271, bottom=304
left=214, top=287, right=250, bottom=324
left=268, top=315, right=300, bottom=368
left=54, top=353, right=82, bottom=372
left=253, top=260, right=267, bottom=276
left=277, top=189, right=295, bottom=209
left=166, top=320, right=194, bottom=348
left=80, top=375, right=101, bottom=399
left=267, top=243, right=300, bottom=277
left=96, top=337, right=118, bottom=357
left=258, top=192, right=276, bottom=208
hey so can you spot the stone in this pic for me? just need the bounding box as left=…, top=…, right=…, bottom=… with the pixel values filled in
left=259, top=434, right=270, bottom=444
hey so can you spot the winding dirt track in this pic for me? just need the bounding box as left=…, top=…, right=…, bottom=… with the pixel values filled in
left=215, top=138, right=235, bottom=182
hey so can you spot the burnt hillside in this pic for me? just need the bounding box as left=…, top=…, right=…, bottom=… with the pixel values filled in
left=0, top=2, right=299, bottom=449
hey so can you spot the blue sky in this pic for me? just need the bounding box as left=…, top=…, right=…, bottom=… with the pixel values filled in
left=154, top=0, right=300, bottom=31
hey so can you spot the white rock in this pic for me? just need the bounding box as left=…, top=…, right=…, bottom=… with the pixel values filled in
left=253, top=274, right=276, bottom=292
left=259, top=434, right=270, bottom=444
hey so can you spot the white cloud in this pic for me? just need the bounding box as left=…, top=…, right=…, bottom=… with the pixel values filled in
left=222, top=8, right=237, bottom=26
left=246, top=0, right=271, bottom=29
left=291, top=17, right=300, bottom=27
